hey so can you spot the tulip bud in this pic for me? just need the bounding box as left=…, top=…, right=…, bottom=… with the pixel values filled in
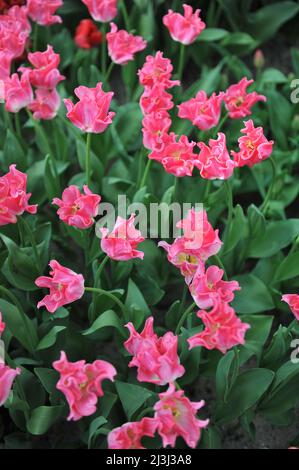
left=254, top=49, right=265, bottom=69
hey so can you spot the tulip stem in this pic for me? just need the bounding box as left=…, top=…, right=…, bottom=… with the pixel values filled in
left=175, top=302, right=196, bottom=335
left=223, top=179, right=233, bottom=247
left=214, top=113, right=228, bottom=137
left=212, top=255, right=228, bottom=280
left=177, top=43, right=185, bottom=82
left=85, top=133, right=92, bottom=186
left=105, top=61, right=115, bottom=82
left=101, top=23, right=107, bottom=75
left=85, top=287, right=127, bottom=318
left=120, top=0, right=131, bottom=31
left=203, top=180, right=212, bottom=203
left=18, top=217, right=42, bottom=272
left=139, top=158, right=152, bottom=189
left=33, top=23, right=39, bottom=51
left=14, top=113, right=23, bottom=145
left=260, top=157, right=277, bottom=215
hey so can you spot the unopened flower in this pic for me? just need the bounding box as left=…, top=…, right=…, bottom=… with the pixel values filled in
left=35, top=260, right=85, bottom=313
left=190, top=265, right=240, bottom=309
left=178, top=91, right=223, bottom=131
left=64, top=82, right=115, bottom=133
left=75, top=19, right=102, bottom=49
left=282, top=294, right=299, bottom=321
left=124, top=317, right=185, bottom=386
left=0, top=164, right=37, bottom=226
left=100, top=214, right=145, bottom=261
left=223, top=77, right=266, bottom=119
left=106, top=22, right=147, bottom=65
left=231, top=119, right=274, bottom=168
left=28, top=88, right=61, bottom=120
left=188, top=301, right=250, bottom=354
left=82, top=0, right=118, bottom=23
left=26, top=0, right=63, bottom=26
left=108, top=418, right=158, bottom=449
left=163, top=4, right=206, bottom=45
left=196, top=133, right=235, bottom=180
left=253, top=49, right=265, bottom=69
left=52, top=185, right=101, bottom=230
left=154, top=384, right=209, bottom=448
left=53, top=351, right=116, bottom=421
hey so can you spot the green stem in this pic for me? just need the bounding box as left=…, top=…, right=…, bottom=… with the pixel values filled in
left=85, top=287, right=127, bottom=318
left=214, top=113, right=229, bottom=136
left=26, top=109, right=54, bottom=160
left=177, top=43, right=185, bottom=82
left=212, top=254, right=228, bottom=281
left=101, top=23, right=107, bottom=75
left=85, top=133, right=92, bottom=186
left=139, top=158, right=152, bottom=189
left=260, top=157, right=277, bottom=215
left=18, top=217, right=42, bottom=272
left=178, top=284, right=188, bottom=315
left=105, top=61, right=115, bottom=82
left=203, top=180, right=212, bottom=203
left=120, top=0, right=131, bottom=30
left=0, top=286, right=36, bottom=353
left=33, top=23, right=39, bottom=51
left=91, top=256, right=110, bottom=320
left=173, top=176, right=179, bottom=202
left=14, top=113, right=23, bottom=144
left=224, top=179, right=233, bottom=246
left=175, top=302, right=196, bottom=335
left=136, top=407, right=155, bottom=421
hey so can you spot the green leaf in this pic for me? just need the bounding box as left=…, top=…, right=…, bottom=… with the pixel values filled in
left=115, top=381, right=155, bottom=420
left=198, top=28, right=229, bottom=42
left=0, top=300, right=38, bottom=353
left=215, top=368, right=274, bottom=424
left=216, top=351, right=239, bottom=404
left=27, top=406, right=64, bottom=435
left=34, top=368, right=59, bottom=394
left=274, top=252, right=299, bottom=281
left=232, top=274, right=274, bottom=314
left=36, top=326, right=66, bottom=351
left=260, top=68, right=288, bottom=85
left=82, top=310, right=123, bottom=336
left=88, top=417, right=108, bottom=449
left=125, top=279, right=150, bottom=326
left=247, top=219, right=299, bottom=258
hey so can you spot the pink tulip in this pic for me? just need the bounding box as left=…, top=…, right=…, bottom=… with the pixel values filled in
left=0, top=52, right=12, bottom=81
left=154, top=384, right=209, bottom=448
left=163, top=4, right=206, bottom=45
left=26, top=0, right=63, bottom=26
left=149, top=133, right=197, bottom=177
left=142, top=111, right=172, bottom=151
left=35, top=260, right=85, bottom=313
left=52, top=185, right=101, bottom=230
left=0, top=6, right=31, bottom=62
left=53, top=351, right=116, bottom=421
left=108, top=418, right=158, bottom=449
left=0, top=164, right=37, bottom=226
left=124, top=317, right=185, bottom=386
left=231, top=119, right=274, bottom=168
left=196, top=133, right=236, bottom=180
left=188, top=301, right=251, bottom=354
left=28, top=88, right=61, bottom=120
left=19, top=45, right=65, bottom=89
left=282, top=294, right=299, bottom=321
left=140, top=84, right=175, bottom=115
left=138, top=51, right=180, bottom=90
left=178, top=91, right=224, bottom=131
left=4, top=72, right=33, bottom=113
left=0, top=364, right=21, bottom=406
left=82, top=0, right=118, bottom=23
left=190, top=265, right=240, bottom=309
left=100, top=214, right=145, bottom=261
left=106, top=22, right=147, bottom=65
left=0, top=312, right=5, bottom=337
left=64, top=82, right=115, bottom=133
left=224, top=77, right=266, bottom=119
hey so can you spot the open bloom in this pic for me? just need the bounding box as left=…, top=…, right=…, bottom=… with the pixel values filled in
left=282, top=294, right=299, bottom=321
left=4, top=72, right=33, bottom=113
left=0, top=312, right=5, bottom=336
left=124, top=317, right=185, bottom=386
left=190, top=265, right=240, bottom=309
left=0, top=164, right=37, bottom=226
left=0, top=6, right=31, bottom=62
left=138, top=51, right=180, bottom=89
left=142, top=111, right=172, bottom=151
left=154, top=384, right=209, bottom=448
left=178, top=91, right=223, bottom=131
left=74, top=19, right=102, bottom=49
left=140, top=85, right=174, bottom=115
left=52, top=185, right=101, bottom=230
left=149, top=133, right=197, bottom=177
left=82, top=0, right=118, bottom=23
left=107, top=23, right=147, bottom=65
left=64, top=82, right=115, bottom=133
left=19, top=45, right=65, bottom=89
left=108, top=418, right=158, bottom=449
left=26, top=0, right=63, bottom=26
left=0, top=364, right=21, bottom=406
left=196, top=133, right=235, bottom=180
left=223, top=77, right=266, bottom=119
left=35, top=260, right=85, bottom=313
left=188, top=302, right=250, bottom=354
left=28, top=88, right=61, bottom=120
left=163, top=4, right=206, bottom=45
left=53, top=351, right=116, bottom=421
left=100, top=214, right=145, bottom=261
left=231, top=120, right=274, bottom=168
